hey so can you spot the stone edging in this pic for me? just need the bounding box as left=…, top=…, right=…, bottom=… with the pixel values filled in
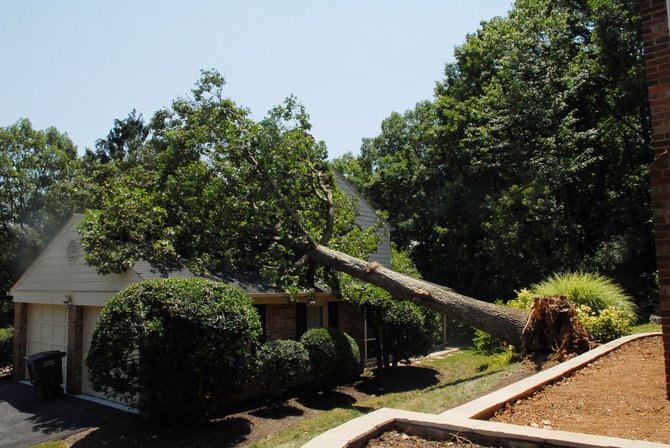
left=302, top=332, right=668, bottom=448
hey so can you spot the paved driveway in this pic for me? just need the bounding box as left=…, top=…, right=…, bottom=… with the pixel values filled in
left=0, top=380, right=135, bottom=448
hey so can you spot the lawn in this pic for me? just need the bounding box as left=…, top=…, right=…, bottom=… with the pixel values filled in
left=250, top=349, right=528, bottom=448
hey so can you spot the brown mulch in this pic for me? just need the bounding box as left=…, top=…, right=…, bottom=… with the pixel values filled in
left=366, top=430, right=496, bottom=448
left=490, top=336, right=670, bottom=444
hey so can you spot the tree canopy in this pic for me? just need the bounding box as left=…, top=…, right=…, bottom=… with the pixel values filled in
left=79, top=71, right=378, bottom=297
left=334, top=0, right=655, bottom=311
left=0, top=119, right=79, bottom=303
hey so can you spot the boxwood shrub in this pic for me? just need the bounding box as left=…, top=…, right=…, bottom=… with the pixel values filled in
left=86, top=278, right=261, bottom=424
left=0, top=327, right=13, bottom=368
left=300, top=327, right=360, bottom=390
left=257, top=339, right=311, bottom=397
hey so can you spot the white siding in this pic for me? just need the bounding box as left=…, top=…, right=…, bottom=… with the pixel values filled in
left=334, top=171, right=392, bottom=267
left=10, top=215, right=142, bottom=306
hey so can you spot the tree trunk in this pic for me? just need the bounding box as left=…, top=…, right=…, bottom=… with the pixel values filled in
left=301, top=243, right=528, bottom=348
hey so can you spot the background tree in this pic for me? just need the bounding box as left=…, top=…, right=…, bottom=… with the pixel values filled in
left=335, top=0, right=655, bottom=313
left=0, top=119, right=79, bottom=325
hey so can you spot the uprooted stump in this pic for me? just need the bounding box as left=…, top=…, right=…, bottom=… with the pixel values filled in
left=522, top=296, right=590, bottom=360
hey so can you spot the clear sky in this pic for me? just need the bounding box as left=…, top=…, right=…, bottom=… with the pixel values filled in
left=1, top=1, right=513, bottom=160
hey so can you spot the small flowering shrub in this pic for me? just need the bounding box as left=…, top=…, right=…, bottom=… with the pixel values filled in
left=575, top=305, right=632, bottom=342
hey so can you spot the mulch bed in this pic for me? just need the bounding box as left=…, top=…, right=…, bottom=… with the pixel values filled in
left=490, top=335, right=670, bottom=444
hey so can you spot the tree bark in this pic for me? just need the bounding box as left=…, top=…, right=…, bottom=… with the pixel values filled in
left=300, top=242, right=528, bottom=348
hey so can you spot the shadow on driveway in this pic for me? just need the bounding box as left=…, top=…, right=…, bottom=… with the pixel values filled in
left=1, top=380, right=255, bottom=448
left=0, top=380, right=136, bottom=448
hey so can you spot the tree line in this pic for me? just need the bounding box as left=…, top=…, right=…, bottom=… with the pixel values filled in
left=334, top=0, right=656, bottom=313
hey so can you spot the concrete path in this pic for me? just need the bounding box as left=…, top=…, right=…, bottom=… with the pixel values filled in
left=0, top=380, right=134, bottom=448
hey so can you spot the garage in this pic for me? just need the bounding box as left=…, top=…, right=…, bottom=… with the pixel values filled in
left=81, top=306, right=103, bottom=397
left=26, top=304, right=68, bottom=382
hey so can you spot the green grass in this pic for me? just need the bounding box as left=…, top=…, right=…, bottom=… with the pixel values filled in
left=631, top=322, right=661, bottom=334
left=252, top=349, right=524, bottom=448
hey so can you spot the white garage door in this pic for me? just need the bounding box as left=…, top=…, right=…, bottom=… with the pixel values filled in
left=82, top=306, right=105, bottom=397
left=26, top=304, right=68, bottom=383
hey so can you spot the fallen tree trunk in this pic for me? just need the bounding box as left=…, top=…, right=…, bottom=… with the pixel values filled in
left=301, top=242, right=528, bottom=348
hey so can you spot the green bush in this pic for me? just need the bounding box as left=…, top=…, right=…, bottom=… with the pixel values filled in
left=365, top=297, right=441, bottom=368
left=0, top=327, right=13, bottom=368
left=86, top=278, right=261, bottom=425
left=257, top=339, right=311, bottom=397
left=300, top=327, right=360, bottom=390
left=475, top=273, right=636, bottom=353
left=531, top=272, right=636, bottom=320
left=575, top=305, right=632, bottom=342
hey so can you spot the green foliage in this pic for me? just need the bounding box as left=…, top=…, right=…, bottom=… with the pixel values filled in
left=531, top=271, right=636, bottom=320
left=0, top=298, right=12, bottom=328
left=79, top=70, right=379, bottom=295
left=0, top=119, right=79, bottom=295
left=366, top=297, right=440, bottom=368
left=256, top=339, right=311, bottom=397
left=336, top=0, right=655, bottom=309
left=85, top=278, right=261, bottom=424
left=0, top=326, right=13, bottom=367
left=341, top=248, right=439, bottom=368
left=299, top=327, right=361, bottom=390
left=476, top=272, right=636, bottom=350
left=574, top=305, right=632, bottom=342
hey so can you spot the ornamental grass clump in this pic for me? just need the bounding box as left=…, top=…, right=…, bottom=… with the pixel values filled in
left=86, top=278, right=261, bottom=425
left=531, top=271, right=636, bottom=320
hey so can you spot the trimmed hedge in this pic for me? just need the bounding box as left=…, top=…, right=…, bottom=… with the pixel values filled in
left=86, top=278, right=261, bottom=425
left=0, top=327, right=13, bottom=368
left=300, top=327, right=360, bottom=390
left=257, top=339, right=311, bottom=397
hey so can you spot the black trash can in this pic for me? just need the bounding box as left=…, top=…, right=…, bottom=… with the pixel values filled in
left=25, top=350, right=66, bottom=400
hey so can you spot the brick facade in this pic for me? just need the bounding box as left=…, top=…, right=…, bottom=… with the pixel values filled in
left=640, top=0, right=670, bottom=399
left=66, top=305, right=84, bottom=395
left=11, top=302, right=28, bottom=381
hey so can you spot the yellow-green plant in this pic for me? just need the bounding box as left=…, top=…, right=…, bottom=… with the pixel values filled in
left=531, top=272, right=636, bottom=320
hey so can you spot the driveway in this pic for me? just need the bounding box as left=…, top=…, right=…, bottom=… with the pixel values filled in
left=0, top=380, right=136, bottom=448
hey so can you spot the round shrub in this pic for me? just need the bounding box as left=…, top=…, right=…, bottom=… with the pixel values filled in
left=300, top=327, right=360, bottom=390
left=0, top=327, right=13, bottom=368
left=257, top=339, right=311, bottom=397
left=86, top=278, right=261, bottom=424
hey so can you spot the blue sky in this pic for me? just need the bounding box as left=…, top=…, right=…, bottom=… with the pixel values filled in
left=1, top=1, right=513, bottom=159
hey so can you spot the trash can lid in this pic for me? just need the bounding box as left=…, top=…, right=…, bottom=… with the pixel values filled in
left=25, top=350, right=66, bottom=361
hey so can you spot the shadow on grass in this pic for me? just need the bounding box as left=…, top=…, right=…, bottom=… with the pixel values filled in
left=354, top=366, right=440, bottom=396
left=296, top=390, right=358, bottom=411
left=250, top=403, right=304, bottom=419
left=69, top=416, right=253, bottom=448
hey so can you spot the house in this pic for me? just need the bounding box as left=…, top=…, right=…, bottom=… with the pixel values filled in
left=9, top=172, right=392, bottom=399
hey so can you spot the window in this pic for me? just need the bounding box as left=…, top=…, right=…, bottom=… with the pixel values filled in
left=306, top=306, right=323, bottom=330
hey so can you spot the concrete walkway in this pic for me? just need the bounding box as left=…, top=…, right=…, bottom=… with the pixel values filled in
left=0, top=381, right=134, bottom=448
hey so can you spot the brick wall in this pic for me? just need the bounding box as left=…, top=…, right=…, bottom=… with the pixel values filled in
left=640, top=0, right=670, bottom=399
left=11, top=302, right=28, bottom=381
left=66, top=305, right=84, bottom=395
